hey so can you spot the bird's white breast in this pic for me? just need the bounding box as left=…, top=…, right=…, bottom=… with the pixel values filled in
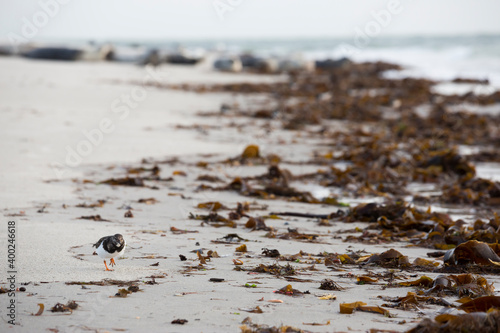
left=96, top=242, right=126, bottom=259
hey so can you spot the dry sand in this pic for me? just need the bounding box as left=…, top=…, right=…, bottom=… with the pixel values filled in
left=0, top=57, right=499, bottom=333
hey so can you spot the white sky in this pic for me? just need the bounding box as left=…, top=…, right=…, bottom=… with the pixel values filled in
left=1, top=0, right=500, bottom=42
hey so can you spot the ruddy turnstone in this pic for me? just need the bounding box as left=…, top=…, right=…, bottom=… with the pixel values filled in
left=93, top=234, right=126, bottom=271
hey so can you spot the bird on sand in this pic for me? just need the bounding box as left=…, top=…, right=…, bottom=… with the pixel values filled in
left=93, top=234, right=126, bottom=271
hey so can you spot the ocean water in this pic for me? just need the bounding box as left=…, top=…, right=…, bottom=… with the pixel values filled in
left=174, top=35, right=500, bottom=90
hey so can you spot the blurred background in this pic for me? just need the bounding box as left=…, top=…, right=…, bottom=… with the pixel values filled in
left=1, top=0, right=500, bottom=84
left=1, top=0, right=499, bottom=209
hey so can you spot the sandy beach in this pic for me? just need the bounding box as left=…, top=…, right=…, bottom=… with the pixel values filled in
left=1, top=55, right=500, bottom=333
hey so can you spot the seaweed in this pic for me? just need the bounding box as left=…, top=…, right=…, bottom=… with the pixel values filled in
left=408, top=309, right=500, bottom=333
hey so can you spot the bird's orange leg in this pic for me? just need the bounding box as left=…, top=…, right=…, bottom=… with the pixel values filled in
left=110, top=258, right=116, bottom=267
left=104, top=260, right=113, bottom=271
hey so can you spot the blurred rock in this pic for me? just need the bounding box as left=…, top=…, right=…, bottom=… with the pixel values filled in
left=315, top=57, right=352, bottom=70
left=22, top=47, right=82, bottom=61
left=214, top=57, right=242, bottom=72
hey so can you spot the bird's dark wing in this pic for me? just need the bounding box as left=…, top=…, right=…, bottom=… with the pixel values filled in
left=93, top=236, right=108, bottom=248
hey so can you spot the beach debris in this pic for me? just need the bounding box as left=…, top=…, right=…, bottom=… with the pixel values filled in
left=124, top=210, right=134, bottom=218
left=76, top=200, right=106, bottom=208
left=127, top=165, right=160, bottom=175
left=407, top=308, right=500, bottom=333
left=362, top=249, right=410, bottom=268
left=235, top=244, right=247, bottom=252
left=380, top=292, right=452, bottom=309
left=66, top=301, right=78, bottom=310
left=138, top=197, right=158, bottom=204
left=5, top=211, right=26, bottom=217
left=339, top=302, right=391, bottom=316
left=207, top=250, right=219, bottom=258
left=197, top=252, right=208, bottom=264
left=427, top=251, right=447, bottom=258
left=32, top=304, right=44, bottom=316
left=189, top=212, right=236, bottom=228
left=266, top=230, right=321, bottom=242
left=50, top=301, right=78, bottom=313
left=179, top=68, right=500, bottom=208
left=261, top=248, right=280, bottom=257
left=170, top=226, right=198, bottom=234
left=274, top=284, right=305, bottom=296
left=245, top=217, right=270, bottom=230
left=318, top=294, right=337, bottom=300
left=346, top=202, right=410, bottom=223
left=128, top=285, right=140, bottom=292
left=196, top=174, right=223, bottom=183
left=77, top=215, right=109, bottom=221
left=444, top=240, right=500, bottom=266
left=100, top=177, right=145, bottom=187
left=115, top=289, right=132, bottom=297
left=303, top=320, right=331, bottom=326
left=197, top=201, right=227, bottom=211
left=171, top=319, right=188, bottom=325
left=319, top=279, right=344, bottom=291
left=215, top=168, right=320, bottom=203
left=357, top=275, right=379, bottom=284
left=324, top=253, right=354, bottom=266
left=248, top=263, right=296, bottom=276
left=209, top=278, right=225, bottom=283
left=339, top=301, right=366, bottom=314
left=240, top=317, right=306, bottom=333
left=398, top=276, right=434, bottom=288
left=37, top=205, right=48, bottom=213
left=413, top=257, right=439, bottom=268
left=213, top=233, right=247, bottom=243
left=65, top=279, right=139, bottom=287
left=133, top=255, right=167, bottom=259
left=228, top=202, right=251, bottom=220
left=179, top=255, right=187, bottom=261
left=241, top=145, right=260, bottom=159
left=451, top=274, right=494, bottom=297
left=144, top=277, right=159, bottom=285
left=284, top=276, right=317, bottom=283
left=458, top=296, right=500, bottom=313
left=422, top=274, right=494, bottom=297
left=240, top=306, right=263, bottom=313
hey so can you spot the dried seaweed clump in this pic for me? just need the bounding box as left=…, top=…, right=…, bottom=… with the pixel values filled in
left=407, top=309, right=500, bottom=333
left=240, top=317, right=308, bottom=333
